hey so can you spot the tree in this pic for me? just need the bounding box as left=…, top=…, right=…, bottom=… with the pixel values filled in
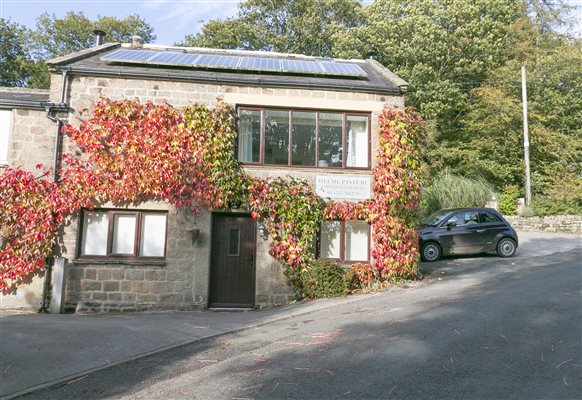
left=32, top=11, right=156, bottom=59
left=0, top=18, right=35, bottom=87
left=459, top=17, right=581, bottom=211
left=179, top=0, right=363, bottom=57
left=21, top=12, right=156, bottom=88
left=333, top=0, right=520, bottom=123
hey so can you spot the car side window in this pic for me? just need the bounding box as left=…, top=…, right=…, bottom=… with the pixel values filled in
left=480, top=211, right=500, bottom=223
left=446, top=211, right=479, bottom=226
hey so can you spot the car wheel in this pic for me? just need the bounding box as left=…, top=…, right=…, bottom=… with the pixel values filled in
left=496, top=238, right=516, bottom=257
left=421, top=242, right=441, bottom=262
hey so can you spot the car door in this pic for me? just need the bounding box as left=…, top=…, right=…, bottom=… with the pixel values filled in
left=438, top=210, right=483, bottom=254
left=478, top=210, right=507, bottom=251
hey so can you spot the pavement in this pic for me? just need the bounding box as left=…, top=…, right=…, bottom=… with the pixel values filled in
left=0, top=231, right=580, bottom=399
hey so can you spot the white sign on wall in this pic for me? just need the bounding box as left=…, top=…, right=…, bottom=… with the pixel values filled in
left=316, top=175, right=371, bottom=200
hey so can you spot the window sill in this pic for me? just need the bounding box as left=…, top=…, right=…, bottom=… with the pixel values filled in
left=73, top=259, right=167, bottom=267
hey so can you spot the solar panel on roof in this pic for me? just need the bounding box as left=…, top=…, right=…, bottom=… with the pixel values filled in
left=320, top=61, right=366, bottom=76
left=102, top=49, right=159, bottom=63
left=101, top=49, right=367, bottom=77
left=239, top=57, right=280, bottom=72
left=195, top=55, right=240, bottom=68
left=149, top=52, right=199, bottom=65
left=282, top=59, right=323, bottom=73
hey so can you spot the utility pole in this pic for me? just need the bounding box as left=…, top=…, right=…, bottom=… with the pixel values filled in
left=521, top=65, right=532, bottom=206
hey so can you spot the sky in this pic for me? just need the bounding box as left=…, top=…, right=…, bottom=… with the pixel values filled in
left=0, top=0, right=242, bottom=45
left=1, top=0, right=581, bottom=46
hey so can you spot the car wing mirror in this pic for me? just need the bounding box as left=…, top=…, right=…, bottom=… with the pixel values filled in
left=446, top=221, right=457, bottom=230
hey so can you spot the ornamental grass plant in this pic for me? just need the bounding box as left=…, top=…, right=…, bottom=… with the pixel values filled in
left=421, top=174, right=494, bottom=217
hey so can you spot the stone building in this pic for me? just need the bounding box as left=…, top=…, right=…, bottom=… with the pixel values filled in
left=0, top=41, right=407, bottom=313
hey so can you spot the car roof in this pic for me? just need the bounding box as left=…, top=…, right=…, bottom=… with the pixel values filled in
left=440, top=207, right=499, bottom=213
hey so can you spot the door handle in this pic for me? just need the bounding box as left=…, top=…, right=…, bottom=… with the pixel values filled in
left=476, top=229, right=485, bottom=233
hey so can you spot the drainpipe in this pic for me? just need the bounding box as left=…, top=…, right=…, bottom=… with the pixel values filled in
left=38, top=71, right=69, bottom=313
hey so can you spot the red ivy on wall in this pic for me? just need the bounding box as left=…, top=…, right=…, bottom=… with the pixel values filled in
left=0, top=99, right=424, bottom=294
left=323, top=108, right=424, bottom=279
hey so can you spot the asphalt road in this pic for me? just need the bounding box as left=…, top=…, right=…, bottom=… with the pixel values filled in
left=17, top=245, right=581, bottom=400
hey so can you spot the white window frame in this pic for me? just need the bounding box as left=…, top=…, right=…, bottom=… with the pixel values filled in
left=319, top=220, right=371, bottom=263
left=79, top=209, right=168, bottom=260
left=0, top=110, right=13, bottom=165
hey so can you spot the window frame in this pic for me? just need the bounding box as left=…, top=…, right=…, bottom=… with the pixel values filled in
left=237, top=106, right=371, bottom=170
left=318, top=220, right=371, bottom=263
left=77, top=209, right=168, bottom=260
left=0, top=109, right=13, bottom=165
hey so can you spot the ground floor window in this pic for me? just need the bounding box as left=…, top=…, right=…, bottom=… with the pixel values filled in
left=79, top=209, right=167, bottom=259
left=319, top=220, right=370, bottom=262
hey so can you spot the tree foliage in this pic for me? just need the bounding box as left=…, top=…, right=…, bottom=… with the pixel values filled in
left=4, top=12, right=156, bottom=88
left=0, top=18, right=36, bottom=87
left=458, top=16, right=581, bottom=211
left=180, top=0, right=363, bottom=56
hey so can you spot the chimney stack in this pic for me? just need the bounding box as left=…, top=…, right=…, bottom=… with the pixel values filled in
left=93, top=29, right=106, bottom=46
left=131, top=35, right=144, bottom=49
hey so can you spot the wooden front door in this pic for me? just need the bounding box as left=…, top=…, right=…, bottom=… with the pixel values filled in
left=209, top=213, right=256, bottom=308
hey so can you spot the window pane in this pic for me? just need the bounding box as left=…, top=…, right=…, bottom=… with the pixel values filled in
left=0, top=110, right=12, bottom=164
left=320, top=221, right=341, bottom=259
left=291, top=111, right=316, bottom=166
left=112, top=215, right=136, bottom=254
left=238, top=109, right=261, bottom=163
left=140, top=213, right=166, bottom=257
left=81, top=212, right=108, bottom=256
left=264, top=110, right=289, bottom=165
left=463, top=211, right=479, bottom=225
left=481, top=211, right=500, bottom=223
left=228, top=229, right=240, bottom=256
left=346, top=116, right=368, bottom=168
left=345, top=221, right=369, bottom=261
left=318, top=113, right=342, bottom=168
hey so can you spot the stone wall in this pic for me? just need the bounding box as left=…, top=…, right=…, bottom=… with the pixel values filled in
left=3, top=70, right=401, bottom=313
left=63, top=202, right=211, bottom=313
left=3, top=108, right=55, bottom=176
left=57, top=73, right=397, bottom=312
left=1, top=102, right=55, bottom=310
left=504, top=215, right=581, bottom=235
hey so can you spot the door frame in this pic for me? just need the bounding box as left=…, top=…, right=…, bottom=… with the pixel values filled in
left=208, top=211, right=257, bottom=308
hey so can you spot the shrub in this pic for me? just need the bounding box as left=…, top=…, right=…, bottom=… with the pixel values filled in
left=348, top=263, right=379, bottom=290
left=519, top=205, right=536, bottom=217
left=421, top=174, right=494, bottom=217
left=301, top=260, right=349, bottom=299
left=498, top=185, right=520, bottom=215
left=532, top=196, right=582, bottom=216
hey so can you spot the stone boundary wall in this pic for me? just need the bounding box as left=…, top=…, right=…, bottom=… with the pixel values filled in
left=504, top=215, right=581, bottom=235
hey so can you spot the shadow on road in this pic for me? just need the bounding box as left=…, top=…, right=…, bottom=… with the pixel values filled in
left=14, top=251, right=581, bottom=400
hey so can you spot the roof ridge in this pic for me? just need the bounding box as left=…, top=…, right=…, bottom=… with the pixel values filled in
left=129, top=43, right=365, bottom=64
left=47, top=43, right=120, bottom=67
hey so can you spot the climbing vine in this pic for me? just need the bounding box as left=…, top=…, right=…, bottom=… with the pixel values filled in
left=323, top=108, right=424, bottom=280
left=248, top=176, right=325, bottom=285
left=0, top=98, right=423, bottom=294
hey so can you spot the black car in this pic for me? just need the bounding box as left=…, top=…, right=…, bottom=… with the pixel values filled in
left=419, top=208, right=518, bottom=262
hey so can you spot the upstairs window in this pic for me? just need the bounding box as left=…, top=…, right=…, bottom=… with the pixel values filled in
left=237, top=108, right=370, bottom=169
left=79, top=210, right=167, bottom=259
left=0, top=110, right=12, bottom=165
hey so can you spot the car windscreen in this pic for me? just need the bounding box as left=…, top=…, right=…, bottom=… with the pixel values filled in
left=423, top=210, right=452, bottom=227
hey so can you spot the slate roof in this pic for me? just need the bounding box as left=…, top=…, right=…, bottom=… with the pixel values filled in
left=0, top=88, right=50, bottom=109
left=47, top=43, right=407, bottom=95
